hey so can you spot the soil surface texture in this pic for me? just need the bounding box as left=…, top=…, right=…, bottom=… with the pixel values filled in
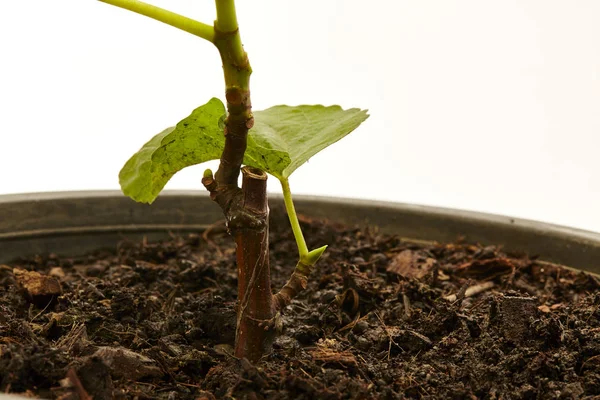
left=2, top=208, right=600, bottom=399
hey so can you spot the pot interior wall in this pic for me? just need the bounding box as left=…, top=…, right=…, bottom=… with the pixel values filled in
left=1, top=191, right=599, bottom=275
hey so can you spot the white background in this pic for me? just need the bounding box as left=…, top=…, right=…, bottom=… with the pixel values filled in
left=1, top=1, right=599, bottom=231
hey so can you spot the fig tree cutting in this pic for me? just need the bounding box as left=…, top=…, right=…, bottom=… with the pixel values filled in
left=99, top=0, right=368, bottom=361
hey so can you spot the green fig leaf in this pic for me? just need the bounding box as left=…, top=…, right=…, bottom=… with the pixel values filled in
left=119, top=97, right=226, bottom=203
left=248, top=105, right=369, bottom=179
left=119, top=99, right=369, bottom=203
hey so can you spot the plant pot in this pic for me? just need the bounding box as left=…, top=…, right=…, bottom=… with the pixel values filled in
left=2, top=191, right=600, bottom=399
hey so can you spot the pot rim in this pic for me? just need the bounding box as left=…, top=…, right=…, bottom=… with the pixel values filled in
left=1, top=189, right=598, bottom=241
left=1, top=190, right=599, bottom=274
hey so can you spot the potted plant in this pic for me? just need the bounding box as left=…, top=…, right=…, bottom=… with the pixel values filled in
left=1, top=0, right=600, bottom=398
left=98, top=0, right=369, bottom=362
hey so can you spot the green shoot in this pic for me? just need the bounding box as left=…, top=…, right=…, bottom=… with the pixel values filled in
left=280, top=177, right=308, bottom=258
left=99, top=0, right=215, bottom=42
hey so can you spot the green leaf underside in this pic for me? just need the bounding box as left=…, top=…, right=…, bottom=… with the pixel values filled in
left=119, top=98, right=369, bottom=203
left=119, top=98, right=226, bottom=203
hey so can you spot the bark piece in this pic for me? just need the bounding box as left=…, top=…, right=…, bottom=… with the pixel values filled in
left=455, top=258, right=515, bottom=279
left=49, top=267, right=66, bottom=279
left=493, top=295, right=539, bottom=343
left=311, top=339, right=357, bottom=367
left=387, top=250, right=436, bottom=279
left=538, top=303, right=563, bottom=313
left=93, top=346, right=162, bottom=380
left=13, top=268, right=62, bottom=306
left=14, top=268, right=62, bottom=296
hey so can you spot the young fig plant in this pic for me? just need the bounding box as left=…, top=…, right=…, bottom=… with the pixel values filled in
left=100, top=0, right=368, bottom=361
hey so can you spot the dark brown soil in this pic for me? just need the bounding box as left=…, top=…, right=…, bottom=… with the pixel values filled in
left=2, top=208, right=600, bottom=399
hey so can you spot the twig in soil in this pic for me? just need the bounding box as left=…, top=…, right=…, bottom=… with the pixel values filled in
left=444, top=281, right=495, bottom=303
left=66, top=368, right=92, bottom=400
left=176, top=381, right=203, bottom=389
left=298, top=367, right=313, bottom=380
left=375, top=312, right=400, bottom=361
left=558, top=318, right=566, bottom=342
left=456, top=280, right=471, bottom=305
left=29, top=297, right=54, bottom=322
left=506, top=265, right=517, bottom=286
left=162, top=287, right=178, bottom=314
left=467, top=298, right=488, bottom=313
left=582, top=354, right=600, bottom=371
left=203, top=276, right=221, bottom=290
left=133, top=382, right=157, bottom=392
left=337, top=313, right=368, bottom=334
left=403, top=293, right=412, bottom=318
left=585, top=301, right=600, bottom=323
left=353, top=352, right=377, bottom=384
left=397, top=370, right=428, bottom=396
left=295, top=360, right=322, bottom=384
left=95, top=325, right=150, bottom=347
left=97, top=325, right=137, bottom=336
left=86, top=281, right=106, bottom=299
left=56, top=323, right=88, bottom=350
left=431, top=263, right=440, bottom=286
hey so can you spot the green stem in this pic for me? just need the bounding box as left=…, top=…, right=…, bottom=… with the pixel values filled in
left=280, top=178, right=309, bottom=259
left=99, top=0, right=215, bottom=42
left=214, top=0, right=245, bottom=67
left=215, top=0, right=238, bottom=32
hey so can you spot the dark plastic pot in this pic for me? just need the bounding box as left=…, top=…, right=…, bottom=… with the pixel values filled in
left=1, top=191, right=600, bottom=274
left=2, top=191, right=600, bottom=399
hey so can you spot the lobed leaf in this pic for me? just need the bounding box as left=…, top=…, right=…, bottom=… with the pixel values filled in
left=119, top=99, right=369, bottom=203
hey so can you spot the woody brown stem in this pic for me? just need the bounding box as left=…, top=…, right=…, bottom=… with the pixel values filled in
left=201, top=24, right=254, bottom=228
left=201, top=2, right=277, bottom=362
left=273, top=261, right=314, bottom=311
left=213, top=24, right=253, bottom=189
left=233, top=167, right=275, bottom=361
